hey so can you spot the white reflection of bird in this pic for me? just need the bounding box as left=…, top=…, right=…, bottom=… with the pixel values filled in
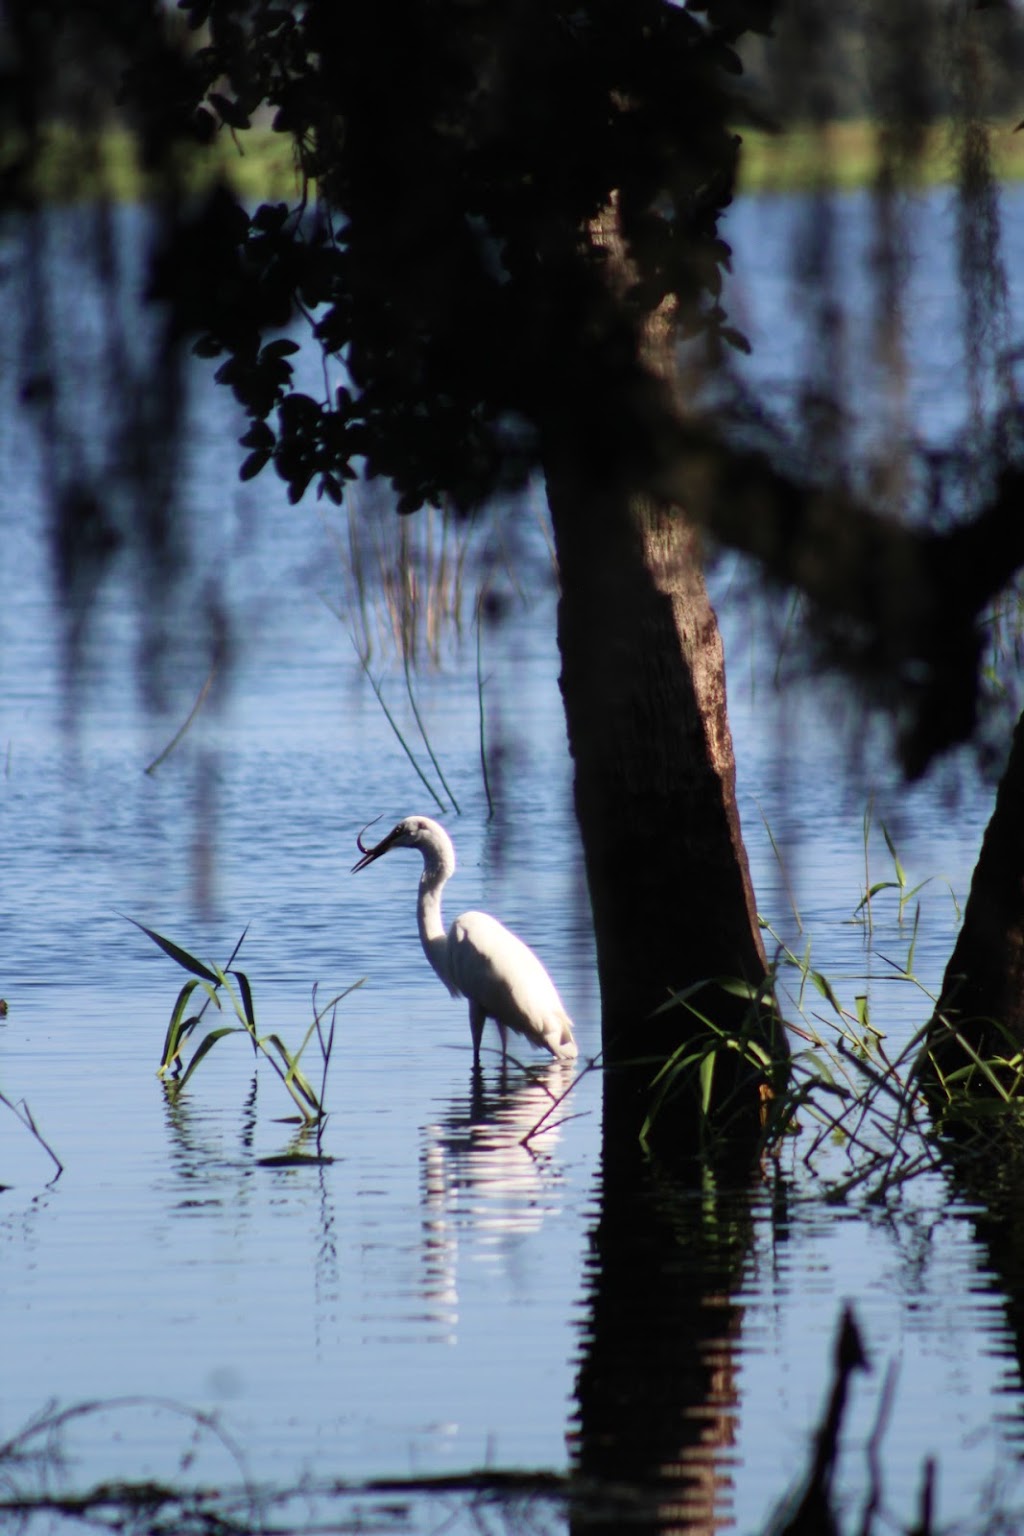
left=352, top=816, right=578, bottom=1065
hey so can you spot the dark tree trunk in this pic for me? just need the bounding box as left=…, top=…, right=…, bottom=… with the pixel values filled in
left=543, top=203, right=778, bottom=1155
left=545, top=465, right=775, bottom=1149
left=921, top=707, right=1024, bottom=1094
left=571, top=1143, right=754, bottom=1535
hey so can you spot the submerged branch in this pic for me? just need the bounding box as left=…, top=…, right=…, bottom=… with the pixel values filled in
left=0, top=1089, right=63, bottom=1181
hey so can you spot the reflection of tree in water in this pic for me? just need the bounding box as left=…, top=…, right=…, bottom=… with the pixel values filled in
left=419, top=1060, right=576, bottom=1337
left=571, top=1140, right=757, bottom=1536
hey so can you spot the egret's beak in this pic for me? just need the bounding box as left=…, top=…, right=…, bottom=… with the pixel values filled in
left=351, top=819, right=393, bottom=873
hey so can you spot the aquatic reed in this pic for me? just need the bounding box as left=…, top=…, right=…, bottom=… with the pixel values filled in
left=129, top=918, right=360, bottom=1126
left=853, top=800, right=934, bottom=932
left=330, top=494, right=522, bottom=815
left=476, top=588, right=494, bottom=820
left=342, top=498, right=473, bottom=668
left=640, top=818, right=970, bottom=1197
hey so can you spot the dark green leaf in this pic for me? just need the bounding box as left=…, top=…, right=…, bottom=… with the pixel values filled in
left=252, top=202, right=289, bottom=232
left=720, top=326, right=751, bottom=355
left=124, top=916, right=220, bottom=983
left=240, top=449, right=272, bottom=481
left=233, top=969, right=256, bottom=1030
left=210, top=92, right=251, bottom=131
left=261, top=338, right=300, bottom=360
left=177, top=1026, right=245, bottom=1090
left=239, top=420, right=275, bottom=449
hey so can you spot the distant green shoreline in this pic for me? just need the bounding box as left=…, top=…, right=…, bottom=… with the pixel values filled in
left=738, top=118, right=1024, bottom=192
left=0, top=123, right=306, bottom=205
left=5, top=118, right=1024, bottom=205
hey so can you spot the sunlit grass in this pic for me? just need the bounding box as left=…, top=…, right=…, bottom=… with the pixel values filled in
left=130, top=917, right=361, bottom=1139
left=638, top=817, right=1022, bottom=1197
left=642, top=912, right=945, bottom=1199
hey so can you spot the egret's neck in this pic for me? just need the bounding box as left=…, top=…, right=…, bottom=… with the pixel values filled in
left=417, top=842, right=455, bottom=986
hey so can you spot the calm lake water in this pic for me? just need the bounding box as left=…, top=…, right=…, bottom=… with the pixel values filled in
left=1, top=185, right=1023, bottom=1533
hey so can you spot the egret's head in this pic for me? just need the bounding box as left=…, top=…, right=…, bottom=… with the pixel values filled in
left=351, top=816, right=449, bottom=872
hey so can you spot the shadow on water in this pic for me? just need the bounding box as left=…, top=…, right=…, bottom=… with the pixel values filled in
left=936, top=1134, right=1024, bottom=1458
left=1, top=1056, right=992, bottom=1535
left=569, top=1102, right=758, bottom=1536
left=568, top=1101, right=1024, bottom=1536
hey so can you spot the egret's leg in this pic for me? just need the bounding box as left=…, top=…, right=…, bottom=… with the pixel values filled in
left=497, top=1022, right=508, bottom=1059
left=469, top=1002, right=486, bottom=1064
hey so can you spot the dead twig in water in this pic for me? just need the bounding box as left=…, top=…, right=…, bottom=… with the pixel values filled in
left=0, top=1088, right=63, bottom=1181
left=144, top=667, right=217, bottom=775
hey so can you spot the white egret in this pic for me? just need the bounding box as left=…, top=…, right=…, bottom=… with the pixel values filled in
left=352, top=816, right=578, bottom=1065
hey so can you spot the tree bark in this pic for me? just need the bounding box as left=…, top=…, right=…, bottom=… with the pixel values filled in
left=921, top=707, right=1024, bottom=1095
left=541, top=200, right=777, bottom=1153
left=546, top=462, right=774, bottom=1149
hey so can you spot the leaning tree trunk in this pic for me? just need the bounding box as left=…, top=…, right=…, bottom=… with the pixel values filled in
left=545, top=465, right=773, bottom=1152
left=541, top=200, right=777, bottom=1156
left=920, top=706, right=1024, bottom=1097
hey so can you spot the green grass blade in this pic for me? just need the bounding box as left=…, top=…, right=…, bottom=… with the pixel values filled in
left=315, top=978, right=366, bottom=1015
left=906, top=901, right=921, bottom=975
left=232, top=970, right=257, bottom=1031
left=144, top=666, right=217, bottom=776
left=158, top=979, right=225, bottom=1075
left=223, top=926, right=250, bottom=971
left=699, top=1051, right=716, bottom=1116
left=852, top=881, right=900, bottom=917
left=947, top=1030, right=1013, bottom=1102
left=289, top=1016, right=320, bottom=1069
left=861, top=797, right=875, bottom=932
left=158, top=979, right=204, bottom=1072
left=176, top=1026, right=245, bottom=1090
left=757, top=802, right=802, bottom=932
left=881, top=822, right=906, bottom=888
left=809, top=968, right=843, bottom=1016
left=124, top=915, right=220, bottom=984
left=261, top=1033, right=322, bottom=1113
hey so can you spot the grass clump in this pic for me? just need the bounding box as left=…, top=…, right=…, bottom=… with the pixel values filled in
left=130, top=918, right=361, bottom=1133
left=640, top=820, right=961, bottom=1197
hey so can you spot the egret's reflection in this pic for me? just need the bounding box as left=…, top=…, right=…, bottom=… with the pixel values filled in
left=419, top=1058, right=577, bottom=1335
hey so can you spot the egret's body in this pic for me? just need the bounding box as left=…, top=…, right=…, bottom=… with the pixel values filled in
left=352, top=816, right=578, bottom=1064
